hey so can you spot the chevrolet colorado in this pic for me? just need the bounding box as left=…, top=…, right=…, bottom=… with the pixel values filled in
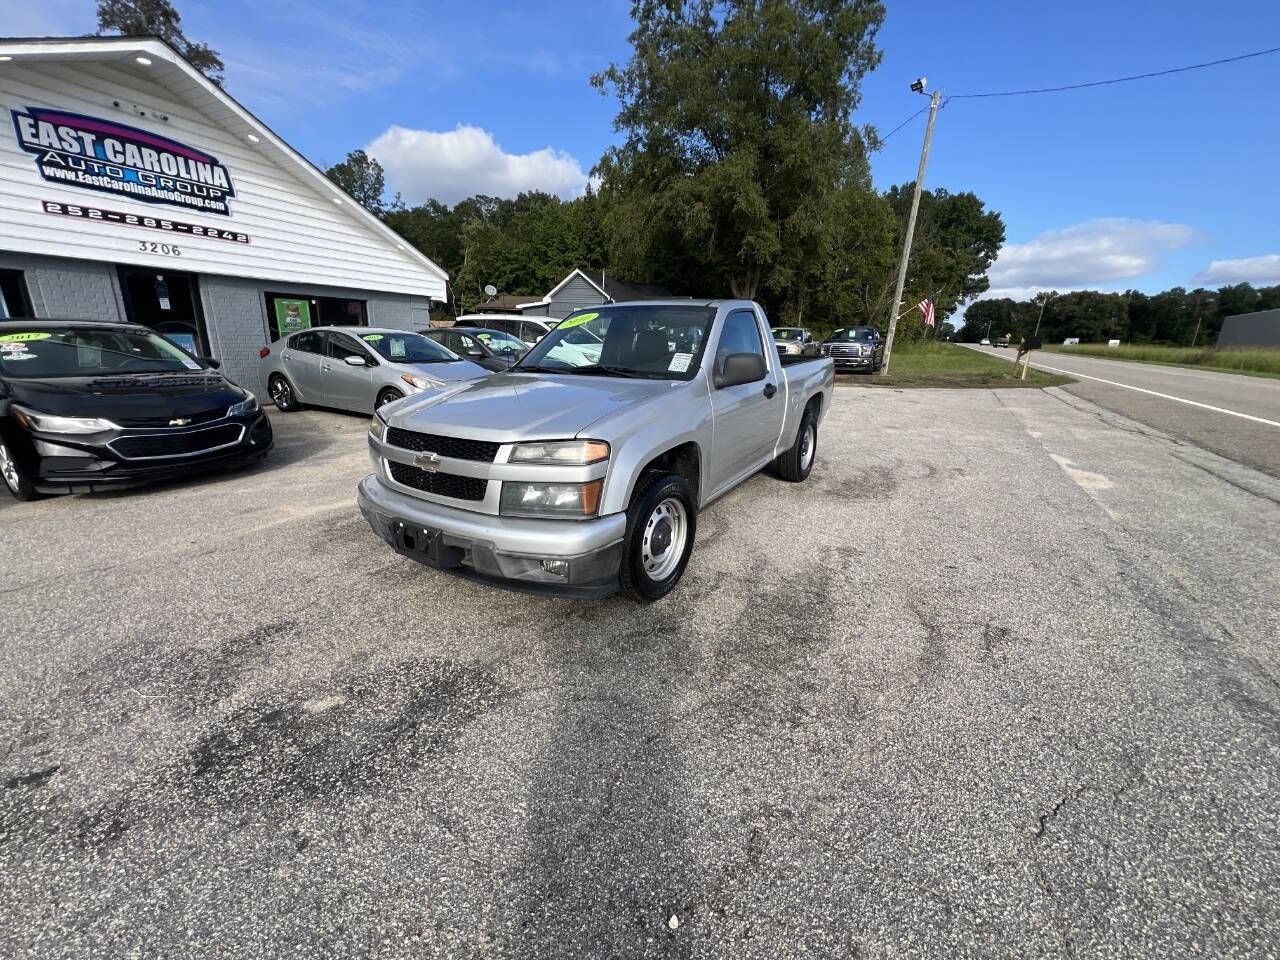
left=358, top=300, right=833, bottom=601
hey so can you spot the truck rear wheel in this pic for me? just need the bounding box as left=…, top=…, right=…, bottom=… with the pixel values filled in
left=619, top=472, right=697, bottom=602
left=775, top=406, right=817, bottom=482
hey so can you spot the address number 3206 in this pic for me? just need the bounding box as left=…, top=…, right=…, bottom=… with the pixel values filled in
left=139, top=240, right=181, bottom=257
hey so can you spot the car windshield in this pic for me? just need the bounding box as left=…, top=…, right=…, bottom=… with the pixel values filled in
left=514, top=304, right=716, bottom=380
left=826, top=327, right=877, bottom=342
left=474, top=330, right=526, bottom=355
left=0, top=327, right=204, bottom=378
left=359, top=332, right=458, bottom=363
left=773, top=328, right=803, bottom=340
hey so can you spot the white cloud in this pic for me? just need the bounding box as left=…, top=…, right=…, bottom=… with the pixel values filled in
left=366, top=125, right=589, bottom=205
left=984, top=218, right=1203, bottom=299
left=1192, top=254, right=1280, bottom=287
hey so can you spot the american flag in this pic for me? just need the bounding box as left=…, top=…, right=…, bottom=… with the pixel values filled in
left=917, top=297, right=935, bottom=327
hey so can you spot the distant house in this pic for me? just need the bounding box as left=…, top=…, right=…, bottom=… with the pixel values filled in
left=517, top=268, right=676, bottom=320
left=1218, top=308, right=1280, bottom=348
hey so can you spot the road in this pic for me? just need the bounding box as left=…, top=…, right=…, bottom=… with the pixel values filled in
left=2, top=392, right=1278, bottom=959
left=966, top=344, right=1280, bottom=476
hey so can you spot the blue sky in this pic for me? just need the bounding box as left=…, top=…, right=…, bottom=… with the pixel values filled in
left=9, top=0, right=1280, bottom=303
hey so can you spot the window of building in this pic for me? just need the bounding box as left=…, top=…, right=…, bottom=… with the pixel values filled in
left=265, top=292, right=367, bottom=341
left=0, top=270, right=34, bottom=318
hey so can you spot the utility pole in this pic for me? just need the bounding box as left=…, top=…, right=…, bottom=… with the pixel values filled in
left=881, top=87, right=942, bottom=376
left=1033, top=291, right=1056, bottom=337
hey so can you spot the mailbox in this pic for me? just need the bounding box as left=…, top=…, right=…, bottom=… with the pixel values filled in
left=1025, top=337, right=1042, bottom=350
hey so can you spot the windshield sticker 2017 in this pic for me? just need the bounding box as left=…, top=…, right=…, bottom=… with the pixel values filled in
left=669, top=353, right=693, bottom=372
left=559, top=312, right=598, bottom=330
left=0, top=332, right=51, bottom=342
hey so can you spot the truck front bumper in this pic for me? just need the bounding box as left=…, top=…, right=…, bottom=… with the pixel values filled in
left=357, top=474, right=625, bottom=598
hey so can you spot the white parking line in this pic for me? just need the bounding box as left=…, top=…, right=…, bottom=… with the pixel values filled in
left=1022, top=359, right=1280, bottom=429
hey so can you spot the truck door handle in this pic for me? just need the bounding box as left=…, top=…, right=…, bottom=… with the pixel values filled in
left=763, top=383, right=777, bottom=399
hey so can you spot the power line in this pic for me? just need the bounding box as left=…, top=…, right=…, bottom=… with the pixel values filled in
left=877, top=105, right=928, bottom=143
left=948, top=44, right=1280, bottom=99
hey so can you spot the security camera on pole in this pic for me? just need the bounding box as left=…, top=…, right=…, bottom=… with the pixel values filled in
left=881, top=79, right=942, bottom=376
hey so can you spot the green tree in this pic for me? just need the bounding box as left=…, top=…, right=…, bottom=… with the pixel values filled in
left=593, top=0, right=886, bottom=301
left=324, top=150, right=387, bottom=215
left=96, top=0, right=225, bottom=85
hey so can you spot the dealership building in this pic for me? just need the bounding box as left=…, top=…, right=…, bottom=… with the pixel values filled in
left=0, top=36, right=448, bottom=393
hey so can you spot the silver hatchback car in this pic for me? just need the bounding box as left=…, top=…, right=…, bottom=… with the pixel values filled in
left=260, top=326, right=489, bottom=414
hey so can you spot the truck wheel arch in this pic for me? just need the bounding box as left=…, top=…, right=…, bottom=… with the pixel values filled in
left=629, top=441, right=702, bottom=509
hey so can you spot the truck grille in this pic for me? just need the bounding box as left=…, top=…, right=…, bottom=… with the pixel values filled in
left=385, top=428, right=500, bottom=463
left=388, top=461, right=487, bottom=501
left=109, top=424, right=244, bottom=459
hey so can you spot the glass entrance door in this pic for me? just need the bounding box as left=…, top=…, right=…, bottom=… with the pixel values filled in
left=117, top=267, right=210, bottom=357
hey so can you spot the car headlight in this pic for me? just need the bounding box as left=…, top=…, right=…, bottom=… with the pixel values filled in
left=227, top=392, right=259, bottom=417
left=500, top=479, right=603, bottom=518
left=508, top=440, right=610, bottom=465
left=369, top=410, right=387, bottom=441
left=401, top=374, right=445, bottom=391
left=13, top=405, right=120, bottom=434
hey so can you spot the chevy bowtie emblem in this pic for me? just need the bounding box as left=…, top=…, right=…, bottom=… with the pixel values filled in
left=414, top=451, right=441, bottom=472
left=169, top=417, right=192, bottom=426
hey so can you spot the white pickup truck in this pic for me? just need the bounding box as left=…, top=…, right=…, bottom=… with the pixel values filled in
left=358, top=300, right=834, bottom=601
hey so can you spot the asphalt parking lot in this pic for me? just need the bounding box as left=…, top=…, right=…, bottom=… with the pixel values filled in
left=3, top=385, right=1278, bottom=959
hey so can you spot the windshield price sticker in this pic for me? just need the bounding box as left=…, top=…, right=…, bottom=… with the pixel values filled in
left=362, top=334, right=383, bottom=342
left=668, top=352, right=693, bottom=372
left=390, top=339, right=406, bottom=357
left=559, top=312, right=598, bottom=330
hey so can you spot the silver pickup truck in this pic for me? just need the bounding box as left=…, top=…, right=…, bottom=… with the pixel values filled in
left=358, top=300, right=833, bottom=601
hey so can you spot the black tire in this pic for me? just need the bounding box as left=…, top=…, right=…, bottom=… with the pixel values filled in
left=775, top=406, right=818, bottom=482
left=376, top=387, right=404, bottom=409
left=0, top=439, right=41, bottom=501
left=268, top=374, right=302, bottom=412
left=619, top=472, right=698, bottom=603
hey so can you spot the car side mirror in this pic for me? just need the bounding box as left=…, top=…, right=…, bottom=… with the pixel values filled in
left=466, top=348, right=483, bottom=358
left=201, top=357, right=221, bottom=369
left=714, top=352, right=767, bottom=388
left=343, top=354, right=367, bottom=366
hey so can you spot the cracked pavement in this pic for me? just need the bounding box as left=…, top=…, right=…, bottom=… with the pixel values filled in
left=2, top=385, right=1278, bottom=958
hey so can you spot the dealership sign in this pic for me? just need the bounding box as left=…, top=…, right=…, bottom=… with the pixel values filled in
left=11, top=107, right=237, bottom=215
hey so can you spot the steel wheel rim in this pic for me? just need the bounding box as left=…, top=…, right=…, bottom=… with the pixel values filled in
left=0, top=442, right=19, bottom=492
left=641, top=496, right=687, bottom=582
left=270, top=377, right=290, bottom=407
left=800, top=423, right=815, bottom=471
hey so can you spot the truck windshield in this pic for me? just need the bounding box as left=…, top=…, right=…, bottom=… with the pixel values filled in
left=826, top=327, right=877, bottom=342
left=773, top=328, right=803, bottom=340
left=0, top=327, right=204, bottom=378
left=514, top=304, right=717, bottom=380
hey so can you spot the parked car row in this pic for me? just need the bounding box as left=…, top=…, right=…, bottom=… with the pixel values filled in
left=2, top=303, right=836, bottom=606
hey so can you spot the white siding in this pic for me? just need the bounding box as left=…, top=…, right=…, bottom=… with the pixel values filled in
left=0, top=59, right=445, bottom=299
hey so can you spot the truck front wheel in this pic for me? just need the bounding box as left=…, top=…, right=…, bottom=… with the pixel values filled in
left=619, top=472, right=697, bottom=602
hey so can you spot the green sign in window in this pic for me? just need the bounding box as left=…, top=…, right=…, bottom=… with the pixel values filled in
left=274, top=298, right=311, bottom=335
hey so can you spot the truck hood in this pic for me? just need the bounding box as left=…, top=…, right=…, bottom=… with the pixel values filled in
left=381, top=371, right=672, bottom=443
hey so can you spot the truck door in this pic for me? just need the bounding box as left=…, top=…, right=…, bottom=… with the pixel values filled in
left=708, top=309, right=785, bottom=491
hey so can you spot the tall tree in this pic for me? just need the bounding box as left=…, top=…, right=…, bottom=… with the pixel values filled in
left=593, top=0, right=886, bottom=301
left=325, top=150, right=387, bottom=215
left=96, top=0, right=225, bottom=85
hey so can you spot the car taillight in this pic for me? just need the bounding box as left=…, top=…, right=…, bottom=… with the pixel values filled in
left=259, top=346, right=271, bottom=359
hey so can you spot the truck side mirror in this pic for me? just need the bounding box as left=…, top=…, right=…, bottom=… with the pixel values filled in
left=714, top=352, right=767, bottom=388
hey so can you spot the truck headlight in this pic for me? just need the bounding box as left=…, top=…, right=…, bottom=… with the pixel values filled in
left=13, top=405, right=120, bottom=434
left=369, top=410, right=387, bottom=441
left=401, top=374, right=445, bottom=391
left=226, top=392, right=259, bottom=417
left=509, top=440, right=609, bottom=465
left=500, top=479, right=603, bottom=518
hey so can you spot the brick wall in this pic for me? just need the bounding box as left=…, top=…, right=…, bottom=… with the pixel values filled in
left=0, top=251, right=126, bottom=320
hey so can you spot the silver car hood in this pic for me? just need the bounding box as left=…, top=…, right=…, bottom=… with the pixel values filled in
left=382, top=371, right=672, bottom=443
